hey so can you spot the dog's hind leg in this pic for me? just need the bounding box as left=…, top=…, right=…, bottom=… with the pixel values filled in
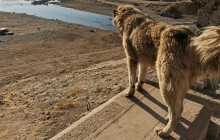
left=155, top=25, right=192, bottom=137
left=137, top=62, right=148, bottom=91
left=155, top=65, right=185, bottom=137
left=155, top=86, right=182, bottom=137
left=155, top=75, right=187, bottom=137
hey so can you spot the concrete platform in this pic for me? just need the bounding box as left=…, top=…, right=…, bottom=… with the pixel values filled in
left=50, top=83, right=211, bottom=140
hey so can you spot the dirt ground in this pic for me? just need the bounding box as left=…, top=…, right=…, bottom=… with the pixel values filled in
left=0, top=0, right=219, bottom=140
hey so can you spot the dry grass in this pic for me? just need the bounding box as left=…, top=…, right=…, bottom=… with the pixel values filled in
left=54, top=98, right=76, bottom=110
left=69, top=84, right=85, bottom=96
left=100, top=72, right=109, bottom=78
left=95, top=87, right=102, bottom=93
left=53, top=84, right=85, bottom=110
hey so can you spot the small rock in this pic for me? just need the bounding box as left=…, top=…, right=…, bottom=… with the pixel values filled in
left=59, top=69, right=66, bottom=74
left=160, top=5, right=182, bottom=19
left=0, top=114, right=4, bottom=117
left=24, top=101, right=28, bottom=104
left=0, top=28, right=14, bottom=36
left=99, top=99, right=108, bottom=105
left=80, top=112, right=89, bottom=117
left=0, top=96, right=4, bottom=105
left=133, top=3, right=139, bottom=6
left=47, top=116, right=51, bottom=120
left=46, top=111, right=51, bottom=115
left=31, top=0, right=48, bottom=5
left=62, top=83, right=68, bottom=87
left=90, top=30, right=96, bottom=33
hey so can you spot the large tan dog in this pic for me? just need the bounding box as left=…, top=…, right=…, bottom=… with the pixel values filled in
left=113, top=5, right=220, bottom=137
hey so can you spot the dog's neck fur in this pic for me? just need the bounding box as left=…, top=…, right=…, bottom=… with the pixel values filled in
left=118, top=12, right=153, bottom=37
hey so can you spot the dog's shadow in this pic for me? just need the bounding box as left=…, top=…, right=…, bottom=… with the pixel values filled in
left=128, top=80, right=191, bottom=139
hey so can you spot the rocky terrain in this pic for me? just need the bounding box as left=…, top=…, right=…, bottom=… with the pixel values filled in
left=192, top=0, right=220, bottom=27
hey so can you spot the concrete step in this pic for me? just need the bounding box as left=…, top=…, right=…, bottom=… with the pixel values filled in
left=50, top=84, right=211, bottom=140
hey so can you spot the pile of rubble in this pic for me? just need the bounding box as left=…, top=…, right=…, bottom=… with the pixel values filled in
left=192, top=0, right=220, bottom=27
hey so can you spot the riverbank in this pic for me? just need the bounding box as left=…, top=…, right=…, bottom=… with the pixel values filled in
left=0, top=0, right=115, bottom=30
left=0, top=10, right=126, bottom=139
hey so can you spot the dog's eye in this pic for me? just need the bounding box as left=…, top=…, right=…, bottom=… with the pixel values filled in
left=113, top=10, right=117, bottom=17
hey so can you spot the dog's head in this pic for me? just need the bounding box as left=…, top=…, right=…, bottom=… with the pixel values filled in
left=112, top=5, right=142, bottom=30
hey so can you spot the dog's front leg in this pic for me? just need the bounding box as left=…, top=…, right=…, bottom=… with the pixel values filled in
left=125, top=57, right=138, bottom=97
left=123, top=37, right=138, bottom=97
left=137, top=62, right=148, bottom=91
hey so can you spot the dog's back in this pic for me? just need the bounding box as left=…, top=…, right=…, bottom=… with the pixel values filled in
left=130, top=20, right=167, bottom=66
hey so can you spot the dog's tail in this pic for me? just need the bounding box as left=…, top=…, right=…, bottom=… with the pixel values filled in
left=192, top=26, right=220, bottom=81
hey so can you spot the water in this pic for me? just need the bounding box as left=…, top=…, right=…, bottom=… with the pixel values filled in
left=0, top=0, right=116, bottom=30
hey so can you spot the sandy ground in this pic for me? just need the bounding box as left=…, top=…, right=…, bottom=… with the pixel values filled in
left=0, top=0, right=219, bottom=139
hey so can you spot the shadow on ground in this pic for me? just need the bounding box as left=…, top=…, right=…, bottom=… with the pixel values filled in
left=144, top=80, right=220, bottom=121
left=128, top=81, right=193, bottom=139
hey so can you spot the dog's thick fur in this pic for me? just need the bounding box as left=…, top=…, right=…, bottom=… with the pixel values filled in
left=113, top=5, right=220, bottom=137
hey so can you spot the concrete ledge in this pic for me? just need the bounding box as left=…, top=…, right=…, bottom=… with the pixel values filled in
left=181, top=107, right=211, bottom=140
left=50, top=83, right=211, bottom=140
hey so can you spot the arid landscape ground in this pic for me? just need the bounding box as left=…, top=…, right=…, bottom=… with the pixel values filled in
left=0, top=0, right=219, bottom=139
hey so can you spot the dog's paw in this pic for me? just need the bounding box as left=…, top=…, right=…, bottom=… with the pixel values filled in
left=155, top=127, right=169, bottom=138
left=137, top=84, right=143, bottom=91
left=124, top=88, right=134, bottom=97
left=137, top=81, right=144, bottom=91
left=155, top=127, right=163, bottom=134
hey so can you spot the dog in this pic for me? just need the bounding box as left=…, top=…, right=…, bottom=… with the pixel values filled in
left=113, top=5, right=220, bottom=137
